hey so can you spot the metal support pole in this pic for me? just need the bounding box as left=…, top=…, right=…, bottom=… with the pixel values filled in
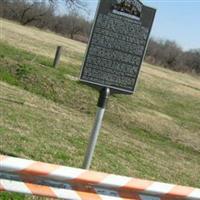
left=53, top=46, right=62, bottom=68
left=82, top=88, right=110, bottom=169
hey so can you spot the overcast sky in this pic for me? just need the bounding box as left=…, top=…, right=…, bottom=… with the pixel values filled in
left=85, top=0, right=200, bottom=50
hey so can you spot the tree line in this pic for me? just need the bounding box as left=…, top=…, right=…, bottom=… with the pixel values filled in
left=0, top=0, right=91, bottom=42
left=0, top=0, right=199, bottom=75
left=145, top=38, right=200, bottom=74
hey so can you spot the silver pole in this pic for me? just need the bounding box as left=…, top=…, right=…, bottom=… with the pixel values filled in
left=82, top=107, right=105, bottom=169
left=82, top=88, right=110, bottom=169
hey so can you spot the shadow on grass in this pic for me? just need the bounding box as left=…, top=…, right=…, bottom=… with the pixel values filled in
left=0, top=97, right=24, bottom=105
left=0, top=150, right=19, bottom=157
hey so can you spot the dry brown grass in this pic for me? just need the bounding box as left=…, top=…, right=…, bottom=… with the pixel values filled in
left=1, top=81, right=199, bottom=187
left=1, top=18, right=199, bottom=95
left=1, top=19, right=86, bottom=66
left=0, top=18, right=200, bottom=199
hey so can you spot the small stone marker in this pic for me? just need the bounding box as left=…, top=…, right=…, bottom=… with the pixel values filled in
left=80, top=0, right=156, bottom=94
left=53, top=46, right=62, bottom=68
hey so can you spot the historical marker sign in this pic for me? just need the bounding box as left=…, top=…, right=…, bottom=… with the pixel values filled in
left=80, top=0, right=156, bottom=94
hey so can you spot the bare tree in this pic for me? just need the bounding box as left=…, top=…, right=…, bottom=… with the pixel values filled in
left=146, top=38, right=200, bottom=74
left=20, top=2, right=54, bottom=25
left=162, top=40, right=182, bottom=68
left=182, top=49, right=200, bottom=74
left=55, top=11, right=89, bottom=39
left=49, top=0, right=86, bottom=10
left=1, top=0, right=87, bottom=26
left=1, top=0, right=6, bottom=16
left=1, top=0, right=54, bottom=25
left=66, top=12, right=84, bottom=39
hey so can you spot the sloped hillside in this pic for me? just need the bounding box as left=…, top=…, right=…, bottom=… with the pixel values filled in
left=0, top=19, right=200, bottom=199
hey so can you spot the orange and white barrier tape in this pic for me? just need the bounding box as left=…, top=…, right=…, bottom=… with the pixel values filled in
left=0, top=155, right=200, bottom=200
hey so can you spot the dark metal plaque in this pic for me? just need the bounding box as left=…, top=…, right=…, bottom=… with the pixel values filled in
left=80, top=0, right=156, bottom=94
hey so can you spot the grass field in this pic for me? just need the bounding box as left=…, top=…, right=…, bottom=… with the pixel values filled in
left=0, top=19, right=200, bottom=199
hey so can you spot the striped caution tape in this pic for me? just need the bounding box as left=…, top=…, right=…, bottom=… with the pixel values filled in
left=0, top=155, right=200, bottom=200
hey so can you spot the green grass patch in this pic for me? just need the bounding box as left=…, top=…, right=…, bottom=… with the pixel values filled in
left=0, top=37, right=200, bottom=200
